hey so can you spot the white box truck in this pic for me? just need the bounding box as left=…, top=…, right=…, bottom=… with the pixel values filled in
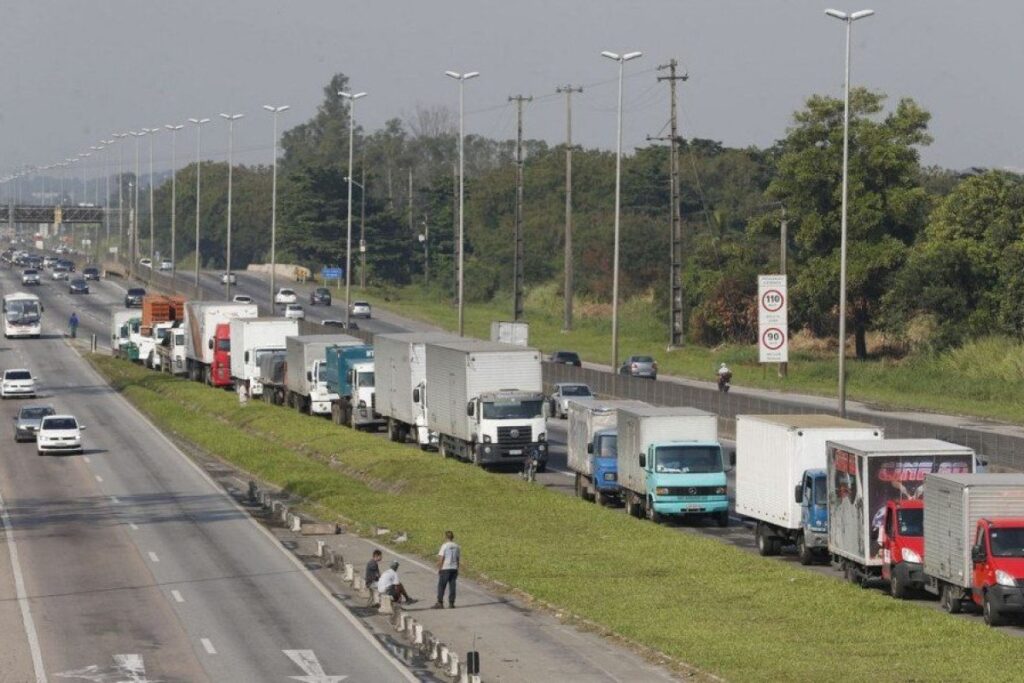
left=183, top=301, right=257, bottom=386
left=827, top=439, right=974, bottom=586
left=228, top=317, right=299, bottom=397
left=566, top=398, right=648, bottom=505
left=616, top=406, right=728, bottom=525
left=374, top=331, right=461, bottom=448
left=735, top=414, right=882, bottom=563
left=490, top=320, right=529, bottom=346
left=424, top=339, right=547, bottom=467
left=922, top=473, right=1024, bottom=623
left=284, top=334, right=362, bottom=415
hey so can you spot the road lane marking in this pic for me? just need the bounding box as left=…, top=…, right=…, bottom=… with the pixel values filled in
left=83, top=456, right=91, bottom=463
left=283, top=650, right=347, bottom=682
left=200, top=638, right=217, bottom=655
left=95, top=475, right=103, bottom=483
left=129, top=522, right=139, bottom=531
left=0, top=489, right=47, bottom=683
left=171, top=590, right=184, bottom=603
left=109, top=496, right=120, bottom=504
left=147, top=551, right=159, bottom=563
left=56, top=654, right=150, bottom=682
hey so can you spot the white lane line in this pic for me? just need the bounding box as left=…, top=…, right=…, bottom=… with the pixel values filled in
left=95, top=475, right=103, bottom=483
left=171, top=590, right=184, bottom=603
left=0, top=488, right=47, bottom=683
left=83, top=456, right=91, bottom=464
left=200, top=638, right=217, bottom=655
left=147, top=551, right=159, bottom=563
left=128, top=523, right=139, bottom=531
left=109, top=496, right=120, bottom=504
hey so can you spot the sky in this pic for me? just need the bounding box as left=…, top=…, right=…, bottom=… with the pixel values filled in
left=3, top=0, right=1023, bottom=179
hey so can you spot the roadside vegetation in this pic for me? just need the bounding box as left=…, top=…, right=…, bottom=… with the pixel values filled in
left=93, top=355, right=1024, bottom=682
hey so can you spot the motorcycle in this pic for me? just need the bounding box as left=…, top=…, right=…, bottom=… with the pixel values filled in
left=717, top=371, right=732, bottom=393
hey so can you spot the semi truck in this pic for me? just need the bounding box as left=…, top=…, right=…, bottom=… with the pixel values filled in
left=922, top=473, right=1024, bottom=625
left=183, top=301, right=258, bottom=386
left=566, top=398, right=649, bottom=505
left=228, top=317, right=299, bottom=397
left=424, top=339, right=547, bottom=468
left=324, top=344, right=382, bottom=430
left=826, top=439, right=975, bottom=587
left=373, top=331, right=461, bottom=448
left=616, top=405, right=729, bottom=525
left=735, top=414, right=882, bottom=564
left=110, top=310, right=140, bottom=358
left=284, top=334, right=362, bottom=415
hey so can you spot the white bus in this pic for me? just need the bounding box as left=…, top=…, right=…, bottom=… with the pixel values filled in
left=3, top=292, right=43, bottom=338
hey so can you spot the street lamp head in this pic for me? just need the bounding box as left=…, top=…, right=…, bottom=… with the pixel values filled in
left=600, top=50, right=619, bottom=60
left=850, top=9, right=874, bottom=20
left=623, top=51, right=643, bottom=61
left=463, top=72, right=479, bottom=80
left=338, top=91, right=367, bottom=100
left=445, top=71, right=460, bottom=79
left=263, top=104, right=291, bottom=113
left=219, top=113, right=244, bottom=121
left=825, top=8, right=848, bottom=19
left=445, top=71, right=478, bottom=81
left=165, top=124, right=184, bottom=131
left=189, top=117, right=211, bottom=125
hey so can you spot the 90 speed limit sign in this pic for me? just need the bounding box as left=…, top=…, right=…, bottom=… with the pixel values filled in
left=758, top=275, right=788, bottom=362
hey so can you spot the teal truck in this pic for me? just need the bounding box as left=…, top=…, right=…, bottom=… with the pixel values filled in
left=616, top=405, right=730, bottom=526
left=324, top=344, right=383, bottom=430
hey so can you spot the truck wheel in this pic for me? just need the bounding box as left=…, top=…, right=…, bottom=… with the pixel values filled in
left=940, top=584, right=962, bottom=614
left=574, top=474, right=583, bottom=498
left=983, top=592, right=1006, bottom=627
left=716, top=511, right=729, bottom=529
left=797, top=535, right=814, bottom=565
left=645, top=499, right=663, bottom=524
left=594, top=489, right=606, bottom=506
left=756, top=523, right=779, bottom=557
left=889, top=570, right=908, bottom=600
left=348, top=407, right=357, bottom=430
left=536, top=462, right=547, bottom=474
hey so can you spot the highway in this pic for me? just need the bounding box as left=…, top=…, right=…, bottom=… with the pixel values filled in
left=0, top=268, right=417, bottom=681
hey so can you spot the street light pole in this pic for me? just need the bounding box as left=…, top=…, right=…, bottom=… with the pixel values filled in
left=826, top=8, right=874, bottom=417
left=143, top=127, right=159, bottom=268
left=102, top=140, right=114, bottom=259
left=445, top=70, right=478, bottom=336
left=338, top=91, right=366, bottom=325
left=188, top=118, right=210, bottom=289
left=165, top=124, right=184, bottom=276
left=601, top=50, right=642, bottom=370
left=112, top=134, right=126, bottom=261
left=262, top=105, right=290, bottom=306
left=219, top=113, right=244, bottom=299
left=130, top=132, right=144, bottom=275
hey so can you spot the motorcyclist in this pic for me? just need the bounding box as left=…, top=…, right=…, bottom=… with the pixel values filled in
left=717, top=362, right=732, bottom=392
left=68, top=311, right=79, bottom=339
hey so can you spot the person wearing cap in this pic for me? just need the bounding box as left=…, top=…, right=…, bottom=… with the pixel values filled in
left=377, top=560, right=415, bottom=604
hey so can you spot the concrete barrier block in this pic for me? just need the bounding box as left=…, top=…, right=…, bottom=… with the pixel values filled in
left=316, top=540, right=326, bottom=558
left=279, top=505, right=290, bottom=524
left=396, top=613, right=408, bottom=631
left=439, top=645, right=450, bottom=665
left=288, top=514, right=302, bottom=532
left=379, top=594, right=394, bottom=615
left=470, top=675, right=481, bottom=683
left=370, top=590, right=380, bottom=605
left=343, top=563, right=354, bottom=582
left=429, top=640, right=443, bottom=661
left=413, top=623, right=424, bottom=645
left=374, top=526, right=390, bottom=536
left=448, top=653, right=460, bottom=677
left=301, top=522, right=338, bottom=536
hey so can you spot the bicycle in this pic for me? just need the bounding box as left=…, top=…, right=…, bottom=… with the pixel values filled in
left=521, top=454, right=540, bottom=483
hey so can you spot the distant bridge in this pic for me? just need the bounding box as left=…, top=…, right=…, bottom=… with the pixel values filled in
left=1, top=204, right=109, bottom=224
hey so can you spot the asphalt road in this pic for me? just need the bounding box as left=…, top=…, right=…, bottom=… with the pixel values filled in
left=0, top=268, right=416, bottom=681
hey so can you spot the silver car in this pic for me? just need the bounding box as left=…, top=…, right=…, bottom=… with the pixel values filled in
left=549, top=383, right=594, bottom=419
left=14, top=405, right=56, bottom=442
left=619, top=355, right=658, bottom=380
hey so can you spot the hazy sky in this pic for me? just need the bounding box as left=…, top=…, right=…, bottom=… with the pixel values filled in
left=3, top=1, right=1023, bottom=178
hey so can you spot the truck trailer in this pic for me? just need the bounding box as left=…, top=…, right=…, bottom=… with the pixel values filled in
left=424, top=339, right=547, bottom=468
left=256, top=349, right=289, bottom=404
left=616, top=405, right=728, bottom=525
left=735, top=414, right=882, bottom=564
left=827, top=439, right=974, bottom=586
left=284, top=334, right=363, bottom=415
left=566, top=398, right=649, bottom=505
left=923, top=473, right=1024, bottom=625
left=228, top=317, right=299, bottom=396
left=183, top=301, right=258, bottom=386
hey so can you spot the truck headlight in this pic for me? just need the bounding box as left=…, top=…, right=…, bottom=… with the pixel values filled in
left=901, top=548, right=922, bottom=564
left=538, top=432, right=547, bottom=442
left=482, top=435, right=492, bottom=443
left=358, top=400, right=366, bottom=408
left=655, top=487, right=670, bottom=495
left=715, top=487, right=727, bottom=495
left=537, top=442, right=547, bottom=452
left=996, top=569, right=1017, bottom=587
left=603, top=472, right=617, bottom=482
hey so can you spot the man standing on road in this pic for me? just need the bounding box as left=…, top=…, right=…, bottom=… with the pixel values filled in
left=433, top=530, right=461, bottom=609
left=365, top=549, right=382, bottom=589
left=68, top=311, right=79, bottom=338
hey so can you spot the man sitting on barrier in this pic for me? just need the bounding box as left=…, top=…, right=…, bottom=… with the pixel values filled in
left=377, top=560, right=416, bottom=604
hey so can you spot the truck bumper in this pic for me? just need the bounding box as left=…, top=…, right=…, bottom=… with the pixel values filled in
left=653, top=497, right=729, bottom=516
left=474, top=441, right=547, bottom=465
left=987, top=585, right=1024, bottom=615
left=894, top=561, right=925, bottom=588
left=249, top=379, right=264, bottom=396
left=416, top=426, right=438, bottom=447
left=310, top=400, right=332, bottom=415
left=806, top=530, right=829, bottom=549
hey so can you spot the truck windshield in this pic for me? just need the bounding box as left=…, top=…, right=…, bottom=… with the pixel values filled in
left=597, top=434, right=618, bottom=458
left=654, top=446, right=722, bottom=474
left=897, top=508, right=924, bottom=537
left=357, top=371, right=375, bottom=388
left=217, top=338, right=230, bottom=351
left=560, top=385, right=592, bottom=396
left=482, top=399, right=544, bottom=420
left=989, top=528, right=1024, bottom=558
left=254, top=349, right=281, bottom=366
left=813, top=479, right=827, bottom=506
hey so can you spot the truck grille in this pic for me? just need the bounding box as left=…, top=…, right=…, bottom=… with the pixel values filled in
left=497, top=425, right=532, bottom=446
left=659, top=486, right=723, bottom=497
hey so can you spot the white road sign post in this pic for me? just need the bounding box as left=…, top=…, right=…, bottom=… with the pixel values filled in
left=758, top=274, right=788, bottom=364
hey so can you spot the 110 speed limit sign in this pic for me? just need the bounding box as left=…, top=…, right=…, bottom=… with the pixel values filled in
left=758, top=274, right=788, bottom=363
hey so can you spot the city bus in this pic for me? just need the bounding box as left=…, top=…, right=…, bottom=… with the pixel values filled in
left=3, top=292, right=43, bottom=338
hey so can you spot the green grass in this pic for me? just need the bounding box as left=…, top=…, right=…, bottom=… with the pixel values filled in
left=363, top=283, right=1024, bottom=424
left=92, top=354, right=1024, bottom=682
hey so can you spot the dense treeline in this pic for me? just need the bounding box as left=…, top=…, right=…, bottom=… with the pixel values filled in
left=144, top=73, right=1024, bottom=355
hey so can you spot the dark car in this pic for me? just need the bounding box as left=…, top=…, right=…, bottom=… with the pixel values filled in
left=125, top=287, right=146, bottom=308
left=82, top=266, right=100, bottom=281
left=310, top=287, right=332, bottom=306
left=57, top=259, right=75, bottom=272
left=619, top=355, right=658, bottom=379
left=14, top=405, right=56, bottom=442
left=549, top=350, right=582, bottom=367
left=69, top=278, right=90, bottom=295
left=321, top=319, right=359, bottom=330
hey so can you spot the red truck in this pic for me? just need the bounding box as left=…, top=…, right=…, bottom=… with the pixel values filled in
left=879, top=499, right=924, bottom=599
left=182, top=301, right=257, bottom=387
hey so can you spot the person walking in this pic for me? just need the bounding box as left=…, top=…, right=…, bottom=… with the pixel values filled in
left=68, top=311, right=79, bottom=338
left=433, top=530, right=461, bottom=609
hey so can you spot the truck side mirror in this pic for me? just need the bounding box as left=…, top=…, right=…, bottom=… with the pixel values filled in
left=794, top=485, right=803, bottom=504
left=730, top=451, right=736, bottom=467
left=306, top=371, right=312, bottom=382
left=638, top=453, right=646, bottom=468
left=412, top=388, right=421, bottom=403
left=971, top=546, right=987, bottom=564
left=244, top=351, right=250, bottom=363
left=208, top=338, right=213, bottom=350
left=466, top=401, right=474, bottom=417
left=587, top=443, right=593, bottom=454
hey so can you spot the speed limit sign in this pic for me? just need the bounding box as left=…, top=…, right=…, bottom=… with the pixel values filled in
left=758, top=274, right=788, bottom=363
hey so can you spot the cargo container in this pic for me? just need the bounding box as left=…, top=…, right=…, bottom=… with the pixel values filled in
left=616, top=406, right=728, bottom=525
left=566, top=398, right=649, bottom=505
left=183, top=301, right=258, bottom=386
left=228, top=317, right=299, bottom=396
left=827, top=439, right=974, bottom=586
left=424, top=339, right=546, bottom=467
left=490, top=320, right=529, bottom=346
left=735, top=414, right=882, bottom=564
left=256, top=349, right=288, bottom=404
left=284, top=334, right=362, bottom=414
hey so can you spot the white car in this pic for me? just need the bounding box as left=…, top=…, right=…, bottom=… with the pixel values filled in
left=284, top=303, right=305, bottom=320
left=274, top=288, right=297, bottom=305
left=36, top=415, right=85, bottom=455
left=1, top=369, right=37, bottom=399
left=232, top=294, right=253, bottom=304
left=350, top=301, right=372, bottom=318
left=549, top=382, right=594, bottom=419
left=51, top=266, right=69, bottom=281
left=158, top=259, right=173, bottom=271
left=220, top=271, right=237, bottom=285
left=139, top=257, right=153, bottom=269
left=21, top=269, right=41, bottom=285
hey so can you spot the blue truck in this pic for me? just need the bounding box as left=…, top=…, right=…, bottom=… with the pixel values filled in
left=566, top=398, right=649, bottom=506
left=324, top=344, right=384, bottom=430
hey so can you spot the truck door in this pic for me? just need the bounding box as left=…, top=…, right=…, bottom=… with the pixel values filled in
left=971, top=524, right=991, bottom=603
left=881, top=505, right=894, bottom=577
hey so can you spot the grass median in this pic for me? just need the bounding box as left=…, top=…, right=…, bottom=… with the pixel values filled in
left=91, top=354, right=1024, bottom=682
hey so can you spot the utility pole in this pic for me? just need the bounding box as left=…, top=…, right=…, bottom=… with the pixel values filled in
left=360, top=159, right=367, bottom=289
left=452, top=163, right=458, bottom=300
left=509, top=94, right=532, bottom=321
left=556, top=85, right=582, bottom=332
left=779, top=206, right=788, bottom=378
left=653, top=59, right=688, bottom=349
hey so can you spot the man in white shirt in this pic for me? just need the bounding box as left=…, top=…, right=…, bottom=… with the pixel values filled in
left=377, top=560, right=415, bottom=604
left=433, top=530, right=461, bottom=609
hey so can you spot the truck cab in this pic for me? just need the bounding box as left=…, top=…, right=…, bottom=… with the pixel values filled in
left=795, top=469, right=829, bottom=563
left=640, top=440, right=729, bottom=526
left=111, top=314, right=140, bottom=359
left=325, top=345, right=384, bottom=429
left=588, top=427, right=620, bottom=499
left=468, top=390, right=548, bottom=467
left=307, top=359, right=338, bottom=415
left=349, top=360, right=377, bottom=426
left=880, top=499, right=924, bottom=598
left=970, top=518, right=1024, bottom=626
left=209, top=322, right=232, bottom=386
